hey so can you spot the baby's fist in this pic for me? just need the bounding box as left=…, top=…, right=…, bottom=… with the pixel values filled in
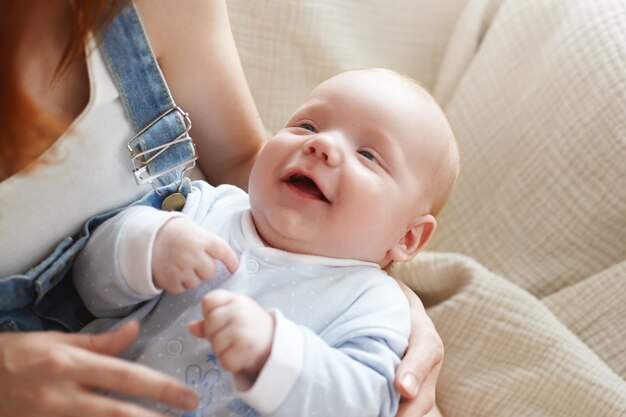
left=189, top=290, right=275, bottom=377
left=152, top=217, right=239, bottom=293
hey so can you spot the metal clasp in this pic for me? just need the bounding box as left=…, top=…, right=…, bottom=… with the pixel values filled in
left=127, top=106, right=198, bottom=194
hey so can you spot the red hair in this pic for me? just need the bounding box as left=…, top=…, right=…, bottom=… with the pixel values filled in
left=0, top=0, right=127, bottom=179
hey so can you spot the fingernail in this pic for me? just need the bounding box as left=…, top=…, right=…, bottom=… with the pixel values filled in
left=401, top=373, right=419, bottom=397
left=180, top=392, right=198, bottom=410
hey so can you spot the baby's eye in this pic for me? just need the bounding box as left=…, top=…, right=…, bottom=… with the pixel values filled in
left=300, top=123, right=317, bottom=133
left=357, top=150, right=378, bottom=163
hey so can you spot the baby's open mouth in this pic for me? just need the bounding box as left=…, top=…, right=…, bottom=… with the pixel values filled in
left=286, top=173, right=330, bottom=203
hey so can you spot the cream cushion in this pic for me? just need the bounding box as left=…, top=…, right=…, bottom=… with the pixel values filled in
left=228, top=0, right=626, bottom=415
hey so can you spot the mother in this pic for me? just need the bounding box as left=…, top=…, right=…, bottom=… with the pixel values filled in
left=0, top=1, right=442, bottom=416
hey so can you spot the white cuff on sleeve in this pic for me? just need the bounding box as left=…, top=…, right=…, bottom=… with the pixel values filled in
left=118, top=207, right=184, bottom=296
left=233, top=309, right=304, bottom=414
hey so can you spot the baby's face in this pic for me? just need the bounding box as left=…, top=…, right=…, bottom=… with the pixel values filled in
left=249, top=69, right=446, bottom=265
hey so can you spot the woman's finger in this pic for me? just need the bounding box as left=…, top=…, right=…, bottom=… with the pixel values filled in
left=395, top=366, right=440, bottom=417
left=53, top=320, right=140, bottom=357
left=391, top=279, right=444, bottom=399
left=395, top=325, right=443, bottom=398
left=53, top=325, right=198, bottom=411
left=63, top=347, right=197, bottom=411
left=68, top=388, right=179, bottom=417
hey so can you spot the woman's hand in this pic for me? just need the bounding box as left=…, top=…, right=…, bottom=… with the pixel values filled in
left=0, top=321, right=198, bottom=417
left=393, top=279, right=444, bottom=417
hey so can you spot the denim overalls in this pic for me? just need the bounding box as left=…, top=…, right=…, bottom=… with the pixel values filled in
left=0, top=4, right=197, bottom=332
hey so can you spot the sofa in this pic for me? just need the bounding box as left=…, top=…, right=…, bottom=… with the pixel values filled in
left=227, top=0, right=626, bottom=415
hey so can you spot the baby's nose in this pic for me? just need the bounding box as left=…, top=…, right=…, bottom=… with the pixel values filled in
left=303, top=135, right=341, bottom=166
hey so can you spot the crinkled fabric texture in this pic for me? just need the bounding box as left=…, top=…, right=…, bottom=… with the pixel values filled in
left=228, top=0, right=626, bottom=415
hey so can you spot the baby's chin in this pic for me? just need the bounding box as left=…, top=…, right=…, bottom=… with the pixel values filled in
left=250, top=206, right=389, bottom=264
left=250, top=207, right=316, bottom=249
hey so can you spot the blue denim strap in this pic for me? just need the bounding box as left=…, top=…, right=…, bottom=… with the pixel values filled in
left=0, top=4, right=195, bottom=333
left=99, top=4, right=197, bottom=189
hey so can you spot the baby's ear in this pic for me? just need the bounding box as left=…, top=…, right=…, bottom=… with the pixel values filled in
left=387, top=215, right=436, bottom=262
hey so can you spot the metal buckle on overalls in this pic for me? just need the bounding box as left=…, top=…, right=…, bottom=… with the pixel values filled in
left=127, top=106, right=198, bottom=195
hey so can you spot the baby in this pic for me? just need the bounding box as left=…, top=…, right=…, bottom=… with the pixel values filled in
left=74, top=68, right=459, bottom=417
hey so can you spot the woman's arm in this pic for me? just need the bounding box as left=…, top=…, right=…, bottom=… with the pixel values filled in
left=394, top=279, right=444, bottom=417
left=137, top=0, right=267, bottom=189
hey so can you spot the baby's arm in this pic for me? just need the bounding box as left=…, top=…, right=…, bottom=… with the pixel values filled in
left=274, top=286, right=409, bottom=417
left=73, top=206, right=177, bottom=317
left=190, top=279, right=409, bottom=417
left=73, top=205, right=238, bottom=317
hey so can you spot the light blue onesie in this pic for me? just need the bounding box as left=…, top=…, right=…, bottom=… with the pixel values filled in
left=74, top=181, right=410, bottom=417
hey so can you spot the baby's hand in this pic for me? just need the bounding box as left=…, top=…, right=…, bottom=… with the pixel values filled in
left=189, top=290, right=275, bottom=379
left=152, top=217, right=239, bottom=294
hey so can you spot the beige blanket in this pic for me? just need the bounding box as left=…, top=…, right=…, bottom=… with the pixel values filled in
left=228, top=0, right=626, bottom=415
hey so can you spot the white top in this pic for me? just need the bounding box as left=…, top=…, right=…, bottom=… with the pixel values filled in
left=0, top=45, right=151, bottom=277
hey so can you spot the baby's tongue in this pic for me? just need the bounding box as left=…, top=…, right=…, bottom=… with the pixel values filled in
left=291, top=175, right=327, bottom=201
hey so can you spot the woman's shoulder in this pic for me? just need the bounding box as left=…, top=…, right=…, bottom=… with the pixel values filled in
left=135, top=0, right=228, bottom=59
left=133, top=0, right=265, bottom=187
